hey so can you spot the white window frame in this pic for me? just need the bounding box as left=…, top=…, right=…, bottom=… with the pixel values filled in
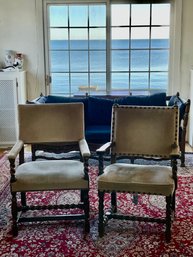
left=35, top=0, right=182, bottom=96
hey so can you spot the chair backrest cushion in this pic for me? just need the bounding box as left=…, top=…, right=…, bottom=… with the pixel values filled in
left=18, top=103, right=85, bottom=143
left=111, top=105, right=179, bottom=158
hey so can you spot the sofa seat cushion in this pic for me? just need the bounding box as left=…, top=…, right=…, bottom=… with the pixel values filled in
left=98, top=163, right=174, bottom=196
left=85, top=125, right=111, bottom=143
left=12, top=160, right=88, bottom=192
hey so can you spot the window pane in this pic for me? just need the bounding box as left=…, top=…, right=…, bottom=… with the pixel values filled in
left=50, top=51, right=69, bottom=72
left=70, top=51, right=88, bottom=72
left=112, top=28, right=129, bottom=49
left=50, top=28, right=68, bottom=41
left=50, top=29, right=68, bottom=50
left=51, top=73, right=69, bottom=95
left=90, top=73, right=106, bottom=92
left=151, top=38, right=169, bottom=49
left=111, top=73, right=129, bottom=90
left=152, top=4, right=170, bottom=25
left=151, top=27, right=169, bottom=48
left=131, top=27, right=149, bottom=49
left=112, top=50, right=129, bottom=71
left=150, top=50, right=169, bottom=71
left=69, top=6, right=88, bottom=27
left=90, top=51, right=106, bottom=71
left=71, top=73, right=88, bottom=94
left=49, top=39, right=68, bottom=51
left=150, top=72, right=168, bottom=90
left=89, top=5, right=106, bottom=26
left=49, top=6, right=68, bottom=27
left=111, top=5, right=130, bottom=26
left=70, top=29, right=88, bottom=49
left=131, top=4, right=150, bottom=25
left=131, top=50, right=149, bottom=71
left=130, top=73, right=149, bottom=90
left=90, top=28, right=106, bottom=49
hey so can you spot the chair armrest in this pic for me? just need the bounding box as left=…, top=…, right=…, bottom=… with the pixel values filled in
left=79, top=139, right=91, bottom=158
left=96, top=142, right=112, bottom=154
left=7, top=140, right=24, bottom=160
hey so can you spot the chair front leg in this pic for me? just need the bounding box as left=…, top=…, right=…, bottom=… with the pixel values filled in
left=171, top=191, right=176, bottom=214
left=165, top=195, right=172, bottom=243
left=82, top=189, right=90, bottom=233
left=11, top=191, right=18, bottom=237
left=98, top=190, right=105, bottom=237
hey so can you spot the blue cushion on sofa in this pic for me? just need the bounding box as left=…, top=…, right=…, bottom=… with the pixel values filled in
left=168, top=95, right=186, bottom=121
left=115, top=95, right=148, bottom=105
left=45, top=95, right=88, bottom=104
left=115, top=92, right=167, bottom=106
left=148, top=92, right=167, bottom=106
left=87, top=97, right=114, bottom=126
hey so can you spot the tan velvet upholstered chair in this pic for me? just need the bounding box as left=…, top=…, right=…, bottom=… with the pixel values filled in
left=97, top=105, right=180, bottom=242
left=8, top=103, right=90, bottom=236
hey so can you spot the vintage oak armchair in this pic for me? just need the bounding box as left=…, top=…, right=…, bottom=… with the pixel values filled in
left=97, top=105, right=180, bottom=242
left=8, top=103, right=90, bottom=236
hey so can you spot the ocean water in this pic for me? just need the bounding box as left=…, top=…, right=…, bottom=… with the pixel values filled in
left=49, top=39, right=169, bottom=95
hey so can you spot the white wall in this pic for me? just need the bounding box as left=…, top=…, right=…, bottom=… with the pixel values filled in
left=180, top=0, right=193, bottom=100
left=0, top=0, right=45, bottom=100
left=0, top=0, right=193, bottom=100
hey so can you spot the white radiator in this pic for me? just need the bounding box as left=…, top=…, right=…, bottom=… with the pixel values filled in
left=0, top=78, right=18, bottom=145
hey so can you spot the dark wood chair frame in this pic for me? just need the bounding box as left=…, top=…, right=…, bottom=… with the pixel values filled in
left=97, top=147, right=178, bottom=242
left=96, top=105, right=179, bottom=243
left=9, top=143, right=90, bottom=237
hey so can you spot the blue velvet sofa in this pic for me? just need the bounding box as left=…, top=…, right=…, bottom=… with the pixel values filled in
left=31, top=92, right=190, bottom=166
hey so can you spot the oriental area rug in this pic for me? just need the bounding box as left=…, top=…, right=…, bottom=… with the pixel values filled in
left=1, top=153, right=193, bottom=257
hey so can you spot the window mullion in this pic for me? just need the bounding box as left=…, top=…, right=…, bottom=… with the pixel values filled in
left=149, top=3, right=152, bottom=94
left=106, top=0, right=111, bottom=94
left=67, top=6, right=72, bottom=96
left=129, top=3, right=131, bottom=94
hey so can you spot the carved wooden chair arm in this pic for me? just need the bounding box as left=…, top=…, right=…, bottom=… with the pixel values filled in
left=96, top=142, right=112, bottom=155
left=79, top=139, right=91, bottom=159
left=7, top=140, right=24, bottom=161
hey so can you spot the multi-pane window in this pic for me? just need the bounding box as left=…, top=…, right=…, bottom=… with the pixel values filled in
left=111, top=3, right=170, bottom=95
left=45, top=1, right=170, bottom=96
left=48, top=4, right=106, bottom=95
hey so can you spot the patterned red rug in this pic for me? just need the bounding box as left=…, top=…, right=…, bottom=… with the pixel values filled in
left=1, top=153, right=193, bottom=257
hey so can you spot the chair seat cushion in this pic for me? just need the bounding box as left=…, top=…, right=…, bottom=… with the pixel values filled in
left=12, top=160, right=88, bottom=192
left=98, top=163, right=175, bottom=196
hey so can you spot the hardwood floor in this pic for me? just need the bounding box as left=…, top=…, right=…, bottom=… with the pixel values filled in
left=185, top=143, right=193, bottom=153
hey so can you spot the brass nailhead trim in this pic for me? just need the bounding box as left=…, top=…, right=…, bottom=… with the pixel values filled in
left=111, top=105, right=179, bottom=156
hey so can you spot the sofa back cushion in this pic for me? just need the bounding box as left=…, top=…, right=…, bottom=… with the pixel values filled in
left=115, top=92, right=167, bottom=106
left=45, top=95, right=88, bottom=105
